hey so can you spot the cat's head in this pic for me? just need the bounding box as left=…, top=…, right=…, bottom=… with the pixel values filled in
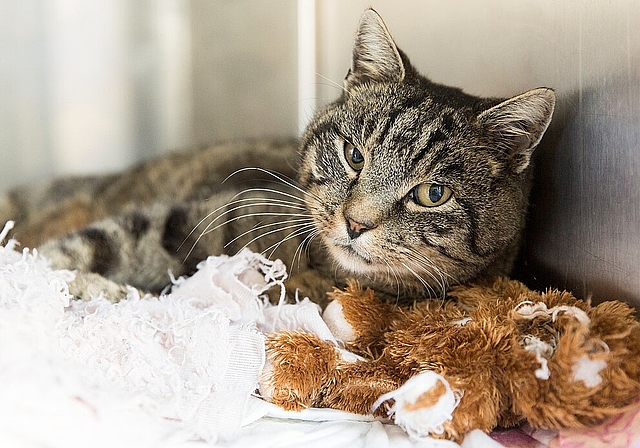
left=299, top=9, right=555, bottom=298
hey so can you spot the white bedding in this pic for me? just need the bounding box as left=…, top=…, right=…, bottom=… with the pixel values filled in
left=0, top=221, right=500, bottom=448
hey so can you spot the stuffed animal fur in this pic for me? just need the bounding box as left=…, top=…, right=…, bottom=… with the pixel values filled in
left=259, top=278, right=640, bottom=441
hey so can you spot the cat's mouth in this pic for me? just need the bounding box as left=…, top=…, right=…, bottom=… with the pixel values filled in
left=335, top=242, right=372, bottom=264
left=325, top=238, right=380, bottom=275
left=317, top=219, right=379, bottom=273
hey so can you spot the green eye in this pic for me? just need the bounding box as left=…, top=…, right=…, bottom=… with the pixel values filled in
left=411, top=183, right=453, bottom=207
left=344, top=141, right=365, bottom=171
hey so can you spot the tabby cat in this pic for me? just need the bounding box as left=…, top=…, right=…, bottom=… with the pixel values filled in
left=0, top=9, right=555, bottom=306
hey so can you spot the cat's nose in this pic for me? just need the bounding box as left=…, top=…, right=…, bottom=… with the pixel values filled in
left=345, top=216, right=376, bottom=240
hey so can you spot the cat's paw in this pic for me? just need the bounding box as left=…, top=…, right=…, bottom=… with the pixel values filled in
left=70, top=271, right=134, bottom=302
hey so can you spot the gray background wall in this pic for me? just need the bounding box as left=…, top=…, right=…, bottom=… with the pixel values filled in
left=1, top=0, right=638, bottom=307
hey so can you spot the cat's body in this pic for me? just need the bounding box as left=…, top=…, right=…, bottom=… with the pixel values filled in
left=0, top=10, right=555, bottom=306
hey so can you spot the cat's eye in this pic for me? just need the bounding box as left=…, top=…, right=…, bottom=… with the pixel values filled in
left=410, top=183, right=453, bottom=207
left=344, top=141, right=365, bottom=171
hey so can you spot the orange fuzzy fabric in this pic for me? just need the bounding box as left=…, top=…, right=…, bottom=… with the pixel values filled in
left=262, top=278, right=640, bottom=442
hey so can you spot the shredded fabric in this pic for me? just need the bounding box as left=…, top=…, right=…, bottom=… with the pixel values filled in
left=451, top=317, right=472, bottom=326
left=1, top=221, right=501, bottom=448
left=521, top=335, right=553, bottom=380
left=514, top=301, right=591, bottom=327
left=372, top=371, right=463, bottom=441
left=3, top=220, right=640, bottom=447
left=571, top=355, right=608, bottom=388
left=0, top=233, right=276, bottom=445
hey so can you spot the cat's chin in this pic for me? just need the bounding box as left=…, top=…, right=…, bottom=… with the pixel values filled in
left=325, top=242, right=383, bottom=276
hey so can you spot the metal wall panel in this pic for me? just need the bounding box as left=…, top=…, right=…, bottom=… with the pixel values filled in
left=190, top=0, right=298, bottom=144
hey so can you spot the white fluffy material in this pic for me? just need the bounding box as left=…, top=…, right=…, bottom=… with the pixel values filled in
left=372, top=371, right=463, bottom=441
left=322, top=299, right=357, bottom=343
left=572, top=355, right=608, bottom=387
left=0, top=221, right=497, bottom=448
left=0, top=221, right=278, bottom=446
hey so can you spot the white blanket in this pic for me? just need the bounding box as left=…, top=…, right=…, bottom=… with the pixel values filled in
left=0, top=221, right=499, bottom=448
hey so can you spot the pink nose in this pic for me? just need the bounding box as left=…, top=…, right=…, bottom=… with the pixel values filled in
left=345, top=217, right=375, bottom=240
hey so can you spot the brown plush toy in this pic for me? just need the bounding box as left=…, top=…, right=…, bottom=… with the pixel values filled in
left=259, top=278, right=640, bottom=441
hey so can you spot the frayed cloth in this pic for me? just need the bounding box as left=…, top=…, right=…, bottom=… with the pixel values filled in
left=0, top=229, right=278, bottom=445
left=0, top=220, right=504, bottom=448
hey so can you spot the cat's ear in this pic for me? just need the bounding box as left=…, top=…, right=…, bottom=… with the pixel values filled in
left=478, top=88, right=556, bottom=174
left=345, top=9, right=405, bottom=89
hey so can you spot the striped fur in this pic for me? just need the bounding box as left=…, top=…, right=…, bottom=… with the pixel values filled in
left=0, top=10, right=554, bottom=305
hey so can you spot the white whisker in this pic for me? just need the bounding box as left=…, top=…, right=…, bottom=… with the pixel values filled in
left=230, top=222, right=315, bottom=253
left=179, top=196, right=306, bottom=251
left=403, top=251, right=450, bottom=299
left=224, top=167, right=322, bottom=202
left=185, top=210, right=310, bottom=261
left=262, top=224, right=317, bottom=260
left=381, top=258, right=402, bottom=304
left=292, top=229, right=321, bottom=271
left=401, top=262, right=439, bottom=298
left=315, top=73, right=348, bottom=96
left=231, top=187, right=310, bottom=206
left=224, top=218, right=314, bottom=249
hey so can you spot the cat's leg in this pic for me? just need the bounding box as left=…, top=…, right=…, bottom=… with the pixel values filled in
left=36, top=187, right=326, bottom=302
left=38, top=197, right=234, bottom=301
